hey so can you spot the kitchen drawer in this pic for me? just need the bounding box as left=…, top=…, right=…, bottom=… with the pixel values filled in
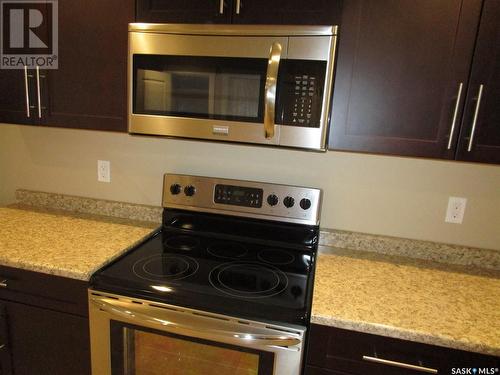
left=307, top=325, right=499, bottom=375
left=0, top=266, right=88, bottom=317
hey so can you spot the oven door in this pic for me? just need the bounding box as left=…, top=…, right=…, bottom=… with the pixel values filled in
left=89, top=291, right=305, bottom=375
left=129, top=30, right=288, bottom=146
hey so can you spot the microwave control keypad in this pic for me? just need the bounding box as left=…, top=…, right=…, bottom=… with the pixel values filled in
left=278, top=60, right=326, bottom=129
left=293, top=75, right=316, bottom=126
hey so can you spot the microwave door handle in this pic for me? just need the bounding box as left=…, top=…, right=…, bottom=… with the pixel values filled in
left=91, top=297, right=301, bottom=348
left=264, top=42, right=282, bottom=139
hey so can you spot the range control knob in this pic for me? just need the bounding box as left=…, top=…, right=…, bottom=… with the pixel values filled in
left=300, top=198, right=312, bottom=210
left=283, top=196, right=295, bottom=208
left=184, top=185, right=196, bottom=197
left=267, top=194, right=279, bottom=206
left=170, top=183, right=182, bottom=195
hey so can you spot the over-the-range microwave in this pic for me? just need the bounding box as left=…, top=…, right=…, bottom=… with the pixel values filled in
left=128, top=24, right=338, bottom=151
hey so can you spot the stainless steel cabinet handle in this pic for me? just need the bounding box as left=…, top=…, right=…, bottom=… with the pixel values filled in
left=219, top=0, right=224, bottom=14
left=91, top=297, right=301, bottom=348
left=264, top=42, right=282, bottom=139
left=236, top=0, right=241, bottom=14
left=24, top=66, right=31, bottom=118
left=362, top=355, right=438, bottom=374
left=467, top=84, right=484, bottom=152
left=0, top=344, right=5, bottom=350
left=447, top=82, right=463, bottom=150
left=0, top=279, right=7, bottom=288
left=36, top=66, right=42, bottom=118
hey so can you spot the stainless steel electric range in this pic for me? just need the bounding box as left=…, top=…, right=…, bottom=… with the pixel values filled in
left=89, top=174, right=322, bottom=375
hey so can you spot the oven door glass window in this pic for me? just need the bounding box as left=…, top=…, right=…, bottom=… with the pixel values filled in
left=133, top=55, right=267, bottom=123
left=110, top=321, right=274, bottom=375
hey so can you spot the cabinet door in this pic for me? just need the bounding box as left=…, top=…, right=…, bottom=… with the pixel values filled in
left=304, top=365, right=352, bottom=375
left=136, top=0, right=231, bottom=23
left=5, top=300, right=90, bottom=375
left=307, top=325, right=500, bottom=375
left=231, top=0, right=342, bottom=25
left=0, top=304, right=12, bottom=375
left=40, top=0, right=134, bottom=131
left=456, top=0, right=500, bottom=164
left=328, top=0, right=482, bottom=158
left=0, top=68, right=37, bottom=126
left=0, top=1, right=48, bottom=127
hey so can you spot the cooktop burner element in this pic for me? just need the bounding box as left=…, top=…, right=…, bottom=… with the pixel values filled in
left=209, top=261, right=288, bottom=299
left=132, top=254, right=199, bottom=282
left=207, top=242, right=248, bottom=259
left=257, top=249, right=296, bottom=265
left=164, top=235, right=200, bottom=250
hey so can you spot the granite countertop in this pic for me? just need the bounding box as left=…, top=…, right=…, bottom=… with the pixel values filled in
left=4, top=190, right=500, bottom=357
left=311, top=247, right=500, bottom=357
left=0, top=206, right=157, bottom=281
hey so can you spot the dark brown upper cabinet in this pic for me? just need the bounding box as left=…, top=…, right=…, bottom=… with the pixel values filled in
left=0, top=2, right=48, bottom=127
left=136, top=0, right=342, bottom=25
left=455, top=0, right=500, bottom=164
left=328, top=0, right=500, bottom=164
left=0, top=69, right=36, bottom=126
left=227, top=0, right=342, bottom=25
left=0, top=0, right=134, bottom=132
left=137, top=0, right=231, bottom=23
left=40, top=0, right=134, bottom=132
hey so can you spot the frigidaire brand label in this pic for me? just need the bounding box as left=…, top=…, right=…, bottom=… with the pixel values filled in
left=212, top=126, right=229, bottom=135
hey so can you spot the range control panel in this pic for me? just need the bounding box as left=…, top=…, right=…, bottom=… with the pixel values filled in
left=163, top=174, right=322, bottom=225
left=214, top=185, right=263, bottom=208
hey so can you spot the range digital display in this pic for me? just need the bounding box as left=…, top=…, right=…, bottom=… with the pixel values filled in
left=214, top=184, right=263, bottom=208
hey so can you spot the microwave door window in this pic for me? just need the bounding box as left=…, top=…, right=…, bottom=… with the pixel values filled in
left=216, top=74, right=261, bottom=118
left=173, top=72, right=216, bottom=115
left=136, top=69, right=172, bottom=113
left=133, top=55, right=266, bottom=123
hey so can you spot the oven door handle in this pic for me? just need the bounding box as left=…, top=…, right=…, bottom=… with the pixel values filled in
left=263, top=42, right=282, bottom=139
left=91, top=297, right=302, bottom=348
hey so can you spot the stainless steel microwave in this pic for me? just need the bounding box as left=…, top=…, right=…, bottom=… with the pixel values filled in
left=128, top=24, right=338, bottom=151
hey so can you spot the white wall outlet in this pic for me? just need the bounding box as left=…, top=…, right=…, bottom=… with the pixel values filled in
left=97, top=160, right=111, bottom=183
left=445, top=196, right=467, bottom=224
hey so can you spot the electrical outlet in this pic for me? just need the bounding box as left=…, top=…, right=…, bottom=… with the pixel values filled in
left=97, top=160, right=111, bottom=183
left=445, top=196, right=467, bottom=224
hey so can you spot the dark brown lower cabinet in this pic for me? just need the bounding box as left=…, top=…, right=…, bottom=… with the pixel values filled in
left=0, top=304, right=13, bottom=375
left=4, top=301, right=90, bottom=375
left=305, top=365, right=349, bottom=375
left=0, top=266, right=90, bottom=375
left=306, top=325, right=499, bottom=375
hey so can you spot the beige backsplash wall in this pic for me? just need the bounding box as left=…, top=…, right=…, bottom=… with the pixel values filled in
left=1, top=123, right=499, bottom=250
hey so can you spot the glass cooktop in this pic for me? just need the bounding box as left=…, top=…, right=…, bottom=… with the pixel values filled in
left=91, top=229, right=315, bottom=326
